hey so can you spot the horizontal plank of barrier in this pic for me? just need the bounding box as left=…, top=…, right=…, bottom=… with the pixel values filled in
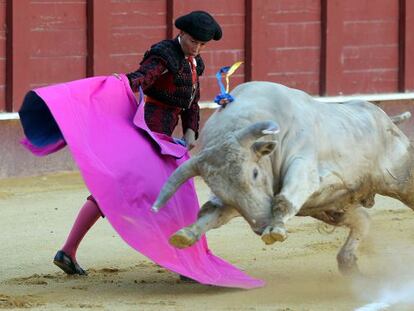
left=2, top=92, right=414, bottom=120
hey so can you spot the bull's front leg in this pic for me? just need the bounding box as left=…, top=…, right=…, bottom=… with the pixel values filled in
left=169, top=198, right=239, bottom=249
left=262, top=158, right=319, bottom=245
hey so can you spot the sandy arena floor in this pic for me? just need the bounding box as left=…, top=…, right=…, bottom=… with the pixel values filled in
left=1, top=172, right=414, bottom=310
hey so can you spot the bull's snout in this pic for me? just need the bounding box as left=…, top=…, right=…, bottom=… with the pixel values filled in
left=250, top=219, right=271, bottom=236
left=239, top=204, right=273, bottom=236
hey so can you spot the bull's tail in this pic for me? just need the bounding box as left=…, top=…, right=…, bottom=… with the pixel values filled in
left=390, top=111, right=411, bottom=125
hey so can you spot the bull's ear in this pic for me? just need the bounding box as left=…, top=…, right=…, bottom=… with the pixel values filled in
left=237, top=121, right=279, bottom=146
left=252, top=141, right=277, bottom=157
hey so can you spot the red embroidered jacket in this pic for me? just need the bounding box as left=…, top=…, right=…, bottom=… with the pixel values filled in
left=126, top=38, right=204, bottom=138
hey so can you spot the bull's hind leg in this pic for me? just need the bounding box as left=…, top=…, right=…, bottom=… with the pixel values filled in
left=335, top=206, right=370, bottom=275
left=169, top=198, right=239, bottom=249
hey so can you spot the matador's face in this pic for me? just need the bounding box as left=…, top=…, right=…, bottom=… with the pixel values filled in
left=179, top=32, right=208, bottom=57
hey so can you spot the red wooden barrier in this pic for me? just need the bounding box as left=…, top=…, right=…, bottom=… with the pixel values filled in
left=0, top=0, right=5, bottom=111
left=0, top=0, right=413, bottom=112
left=402, top=0, right=414, bottom=91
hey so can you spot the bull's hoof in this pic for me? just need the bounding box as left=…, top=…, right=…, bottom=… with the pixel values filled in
left=169, top=228, right=197, bottom=249
left=337, top=252, right=360, bottom=276
left=261, top=231, right=276, bottom=245
left=338, top=262, right=360, bottom=276
left=271, top=227, right=287, bottom=242
left=261, top=226, right=287, bottom=245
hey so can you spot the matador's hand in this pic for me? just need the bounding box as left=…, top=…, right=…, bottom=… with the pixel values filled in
left=183, top=129, right=196, bottom=151
left=112, top=73, right=122, bottom=80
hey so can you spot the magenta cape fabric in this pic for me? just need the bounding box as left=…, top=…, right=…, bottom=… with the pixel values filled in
left=22, top=75, right=264, bottom=289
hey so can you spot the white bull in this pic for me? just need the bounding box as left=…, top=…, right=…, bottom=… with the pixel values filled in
left=152, top=81, right=413, bottom=274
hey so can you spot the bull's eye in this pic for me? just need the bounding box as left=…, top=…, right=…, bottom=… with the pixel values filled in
left=253, top=168, right=258, bottom=179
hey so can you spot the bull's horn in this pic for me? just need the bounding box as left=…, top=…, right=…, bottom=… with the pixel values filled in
left=151, top=157, right=200, bottom=212
left=390, top=111, right=411, bottom=125
left=236, top=121, right=280, bottom=146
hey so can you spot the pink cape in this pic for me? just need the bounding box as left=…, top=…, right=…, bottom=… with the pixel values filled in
left=21, top=75, right=264, bottom=289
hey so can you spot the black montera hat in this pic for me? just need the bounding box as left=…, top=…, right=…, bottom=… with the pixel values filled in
left=175, top=11, right=222, bottom=42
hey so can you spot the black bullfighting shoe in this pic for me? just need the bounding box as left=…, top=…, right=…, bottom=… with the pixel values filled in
left=179, top=274, right=197, bottom=283
left=53, top=250, right=87, bottom=275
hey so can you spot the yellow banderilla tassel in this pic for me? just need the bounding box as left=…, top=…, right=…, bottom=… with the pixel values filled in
left=225, top=61, right=243, bottom=93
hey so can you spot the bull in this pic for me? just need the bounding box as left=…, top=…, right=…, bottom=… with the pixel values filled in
left=152, top=81, right=413, bottom=274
